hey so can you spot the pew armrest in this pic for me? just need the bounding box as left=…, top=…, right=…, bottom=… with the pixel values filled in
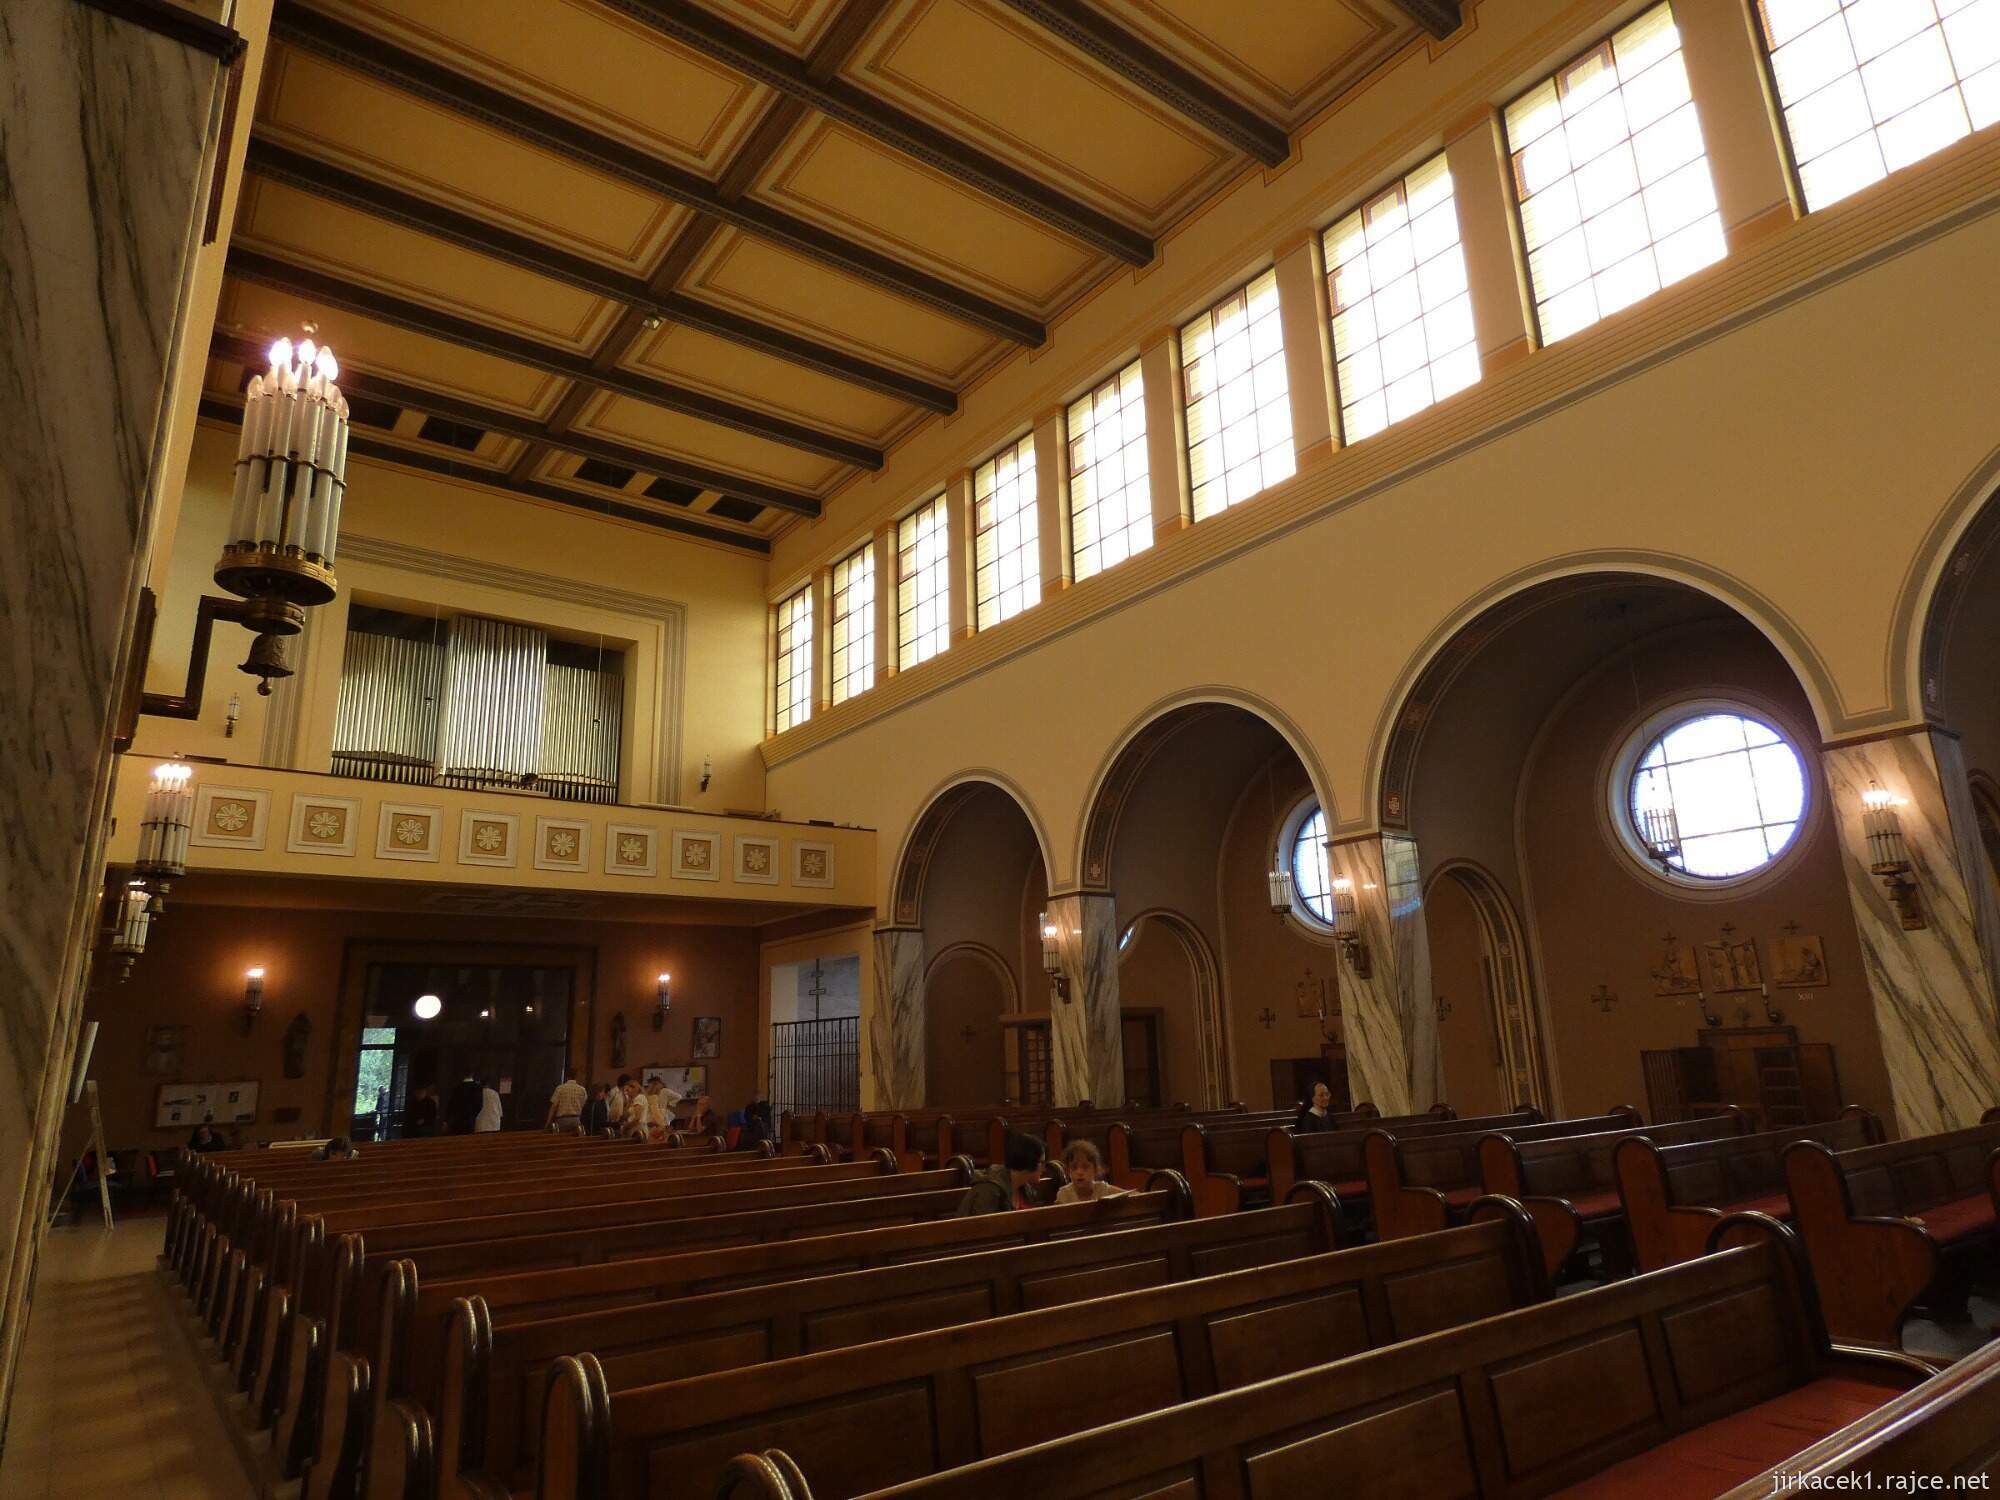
left=536, top=1353, right=610, bottom=1500
left=1192, top=1170, right=1243, bottom=1219
left=718, top=1451, right=810, bottom=1499
left=1516, top=1194, right=1584, bottom=1279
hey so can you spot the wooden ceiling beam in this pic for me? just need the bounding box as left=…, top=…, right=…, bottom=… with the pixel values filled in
left=996, top=0, right=1290, bottom=167
left=1383, top=0, right=1462, bottom=41
left=243, top=136, right=956, bottom=413
left=194, top=395, right=771, bottom=552
left=207, top=328, right=823, bottom=518
left=271, top=2, right=1045, bottom=345
left=225, top=247, right=882, bottom=471
left=604, top=0, right=1153, bottom=265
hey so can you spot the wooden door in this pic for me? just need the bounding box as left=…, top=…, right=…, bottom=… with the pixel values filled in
left=1121, top=1013, right=1162, bottom=1108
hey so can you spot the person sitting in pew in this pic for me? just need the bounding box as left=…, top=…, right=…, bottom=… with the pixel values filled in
left=187, top=1119, right=226, bottom=1154
left=309, top=1135, right=356, bottom=1161
left=579, top=1083, right=611, bottom=1138
left=1293, top=1082, right=1339, bottom=1133
left=1055, top=1140, right=1128, bottom=1204
left=739, top=1099, right=777, bottom=1151
left=606, top=1074, right=628, bottom=1131
left=956, top=1133, right=1046, bottom=1215
left=618, top=1078, right=650, bottom=1140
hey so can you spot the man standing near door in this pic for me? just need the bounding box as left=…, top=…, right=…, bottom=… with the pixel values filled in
left=546, top=1069, right=586, bottom=1133
left=446, top=1072, right=484, bottom=1134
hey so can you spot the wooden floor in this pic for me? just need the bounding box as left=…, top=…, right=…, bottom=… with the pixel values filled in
left=0, top=1217, right=254, bottom=1500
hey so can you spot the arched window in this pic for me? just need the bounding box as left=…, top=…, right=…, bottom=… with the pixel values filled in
left=1624, top=709, right=1806, bottom=881
left=1290, top=803, right=1334, bottom=924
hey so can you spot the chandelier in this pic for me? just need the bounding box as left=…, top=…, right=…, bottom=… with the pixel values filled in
left=215, top=335, right=351, bottom=692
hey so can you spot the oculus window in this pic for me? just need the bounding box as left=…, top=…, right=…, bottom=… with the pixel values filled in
left=1068, top=360, right=1152, bottom=581
left=1505, top=2, right=1726, bottom=345
left=897, top=494, right=950, bottom=670
left=1289, top=802, right=1336, bottom=926
left=1324, top=153, right=1481, bottom=443
left=1756, top=0, right=2000, bottom=211
left=1182, top=269, right=1294, bottom=522
left=1623, top=709, right=1807, bottom=880
left=974, top=434, right=1040, bottom=629
left=772, top=586, right=813, bottom=734
left=829, top=544, right=875, bottom=705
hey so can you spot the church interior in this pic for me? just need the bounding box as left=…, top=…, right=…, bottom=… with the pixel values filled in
left=8, top=0, right=2000, bottom=1493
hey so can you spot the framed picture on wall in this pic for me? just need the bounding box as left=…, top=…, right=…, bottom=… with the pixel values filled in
left=691, top=1016, right=721, bottom=1058
left=1771, top=933, right=1828, bottom=987
left=1650, top=943, right=1700, bottom=997
left=192, top=785, right=270, bottom=850
left=1699, top=938, right=1762, bottom=994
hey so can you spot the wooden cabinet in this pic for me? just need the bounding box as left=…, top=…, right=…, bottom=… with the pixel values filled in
left=1641, top=1026, right=1843, bottom=1128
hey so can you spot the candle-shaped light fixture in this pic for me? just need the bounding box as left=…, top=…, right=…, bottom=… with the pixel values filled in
left=1328, top=878, right=1372, bottom=977
left=653, top=972, right=672, bottom=1031
left=108, top=880, right=153, bottom=980
left=215, top=333, right=351, bottom=693
left=1039, top=912, right=1071, bottom=1003
left=1267, top=866, right=1295, bottom=916
left=1860, top=782, right=1927, bottom=929
left=136, top=762, right=194, bottom=886
left=242, top=966, right=265, bottom=1034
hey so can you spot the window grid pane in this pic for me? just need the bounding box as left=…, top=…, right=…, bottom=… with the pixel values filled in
left=1756, top=0, right=1997, bottom=212
left=973, top=433, right=1041, bottom=629
left=1323, top=152, right=1481, bottom=444
left=896, top=494, right=950, bottom=671
left=1504, top=2, right=1726, bottom=345
left=1068, top=360, right=1152, bottom=582
left=1628, top=711, right=1806, bottom=879
left=772, top=586, right=812, bottom=735
left=829, top=544, right=875, bottom=705
left=1290, top=806, right=1334, bottom=923
left=1181, top=268, right=1296, bottom=523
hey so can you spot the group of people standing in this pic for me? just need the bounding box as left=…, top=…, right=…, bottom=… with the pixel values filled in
left=543, top=1069, right=778, bottom=1149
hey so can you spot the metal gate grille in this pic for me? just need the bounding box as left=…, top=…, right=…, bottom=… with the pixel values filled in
left=769, top=1016, right=858, bottom=1118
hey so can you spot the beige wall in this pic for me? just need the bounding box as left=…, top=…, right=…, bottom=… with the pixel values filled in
left=1425, top=875, right=1512, bottom=1118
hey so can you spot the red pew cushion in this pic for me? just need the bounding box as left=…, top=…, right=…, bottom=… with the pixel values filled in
left=1910, top=1195, right=1996, bottom=1244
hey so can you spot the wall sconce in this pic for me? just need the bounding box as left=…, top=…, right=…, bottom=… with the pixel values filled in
left=1039, top=912, right=1071, bottom=1004
left=478, top=1006, right=492, bottom=1020
left=107, top=880, right=153, bottom=982
left=1759, top=982, right=1785, bottom=1025
left=242, top=967, right=265, bottom=1034
left=1328, top=878, right=1372, bottom=979
left=136, top=762, right=195, bottom=891
left=653, top=972, right=672, bottom=1030
left=1266, top=866, right=1294, bottom=916
left=224, top=692, right=241, bottom=738
left=413, top=993, right=442, bottom=1021
left=1862, top=782, right=1927, bottom=929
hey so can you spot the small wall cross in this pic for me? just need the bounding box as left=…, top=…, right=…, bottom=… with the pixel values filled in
left=1588, top=984, right=1618, bottom=1014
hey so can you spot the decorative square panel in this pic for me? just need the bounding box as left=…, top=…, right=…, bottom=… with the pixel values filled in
left=605, top=823, right=658, bottom=878
left=377, top=803, right=444, bottom=862
left=534, top=816, right=591, bottom=873
left=287, top=795, right=360, bottom=857
left=671, top=830, right=721, bottom=882
left=792, top=839, right=834, bottom=888
left=457, top=809, right=520, bottom=868
left=734, top=834, right=780, bottom=885
left=193, top=786, right=270, bottom=851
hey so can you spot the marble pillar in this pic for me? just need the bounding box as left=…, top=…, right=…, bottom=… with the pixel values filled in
left=0, top=0, right=224, bottom=1417
left=1047, top=894, right=1124, bottom=1106
left=1822, top=732, right=2000, bottom=1136
left=867, top=928, right=925, bottom=1109
left=1325, top=837, right=1443, bottom=1115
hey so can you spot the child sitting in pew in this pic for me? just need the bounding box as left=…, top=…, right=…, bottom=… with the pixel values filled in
left=1054, top=1139, right=1128, bottom=1204
left=955, top=1132, right=1046, bottom=1214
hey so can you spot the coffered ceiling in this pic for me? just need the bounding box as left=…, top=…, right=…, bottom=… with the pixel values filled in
left=203, top=0, right=1454, bottom=553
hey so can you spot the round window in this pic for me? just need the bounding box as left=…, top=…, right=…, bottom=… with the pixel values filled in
left=1289, top=803, right=1335, bottom=925
left=1622, top=709, right=1806, bottom=882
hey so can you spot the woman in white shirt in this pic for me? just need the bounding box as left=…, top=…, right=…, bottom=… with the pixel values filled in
left=474, top=1084, right=503, bottom=1132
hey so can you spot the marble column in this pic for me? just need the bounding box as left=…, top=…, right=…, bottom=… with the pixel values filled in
left=1047, top=894, right=1124, bottom=1107
left=867, top=928, right=925, bottom=1109
left=1325, top=836, right=1443, bottom=1115
left=1822, top=731, right=2000, bottom=1136
left=1, top=0, right=226, bottom=1420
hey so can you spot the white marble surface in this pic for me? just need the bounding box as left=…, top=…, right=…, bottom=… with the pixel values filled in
left=868, top=929, right=925, bottom=1109
left=1325, top=837, right=1442, bottom=1115
left=1822, top=733, right=2000, bottom=1136
left=0, top=0, right=219, bottom=1389
left=1384, top=833, right=1444, bottom=1110
left=1047, top=894, right=1124, bottom=1106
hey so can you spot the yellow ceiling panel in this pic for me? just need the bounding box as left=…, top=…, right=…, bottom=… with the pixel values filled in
left=258, top=49, right=684, bottom=271
left=625, top=321, right=921, bottom=446
left=217, top=280, right=567, bottom=417
left=716, top=0, right=847, bottom=57
left=577, top=394, right=850, bottom=494
left=316, top=0, right=767, bottom=173
left=235, top=179, right=619, bottom=354
left=685, top=230, right=995, bottom=387
left=846, top=0, right=1231, bottom=227
left=755, top=118, right=1104, bottom=317
left=1094, top=0, right=1408, bottom=122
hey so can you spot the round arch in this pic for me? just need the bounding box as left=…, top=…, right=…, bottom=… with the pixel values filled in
left=890, top=771, right=1055, bottom=927
left=1905, top=445, right=2000, bottom=727
left=923, top=941, right=1018, bottom=1108
left=1366, top=558, right=1844, bottom=831
left=1423, top=858, right=1554, bottom=1114
left=1075, top=688, right=1339, bottom=887
left=1118, top=907, right=1229, bottom=1108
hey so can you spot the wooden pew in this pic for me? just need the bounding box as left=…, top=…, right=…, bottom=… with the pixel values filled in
left=1723, top=1333, right=2000, bottom=1496
left=1262, top=1107, right=1544, bottom=1207
left=1176, top=1108, right=1479, bottom=1218
left=764, top=1218, right=1935, bottom=1500
left=1363, top=1108, right=1655, bottom=1244
left=435, top=1191, right=1340, bottom=1500
left=1475, top=1110, right=1750, bottom=1275
left=1617, top=1112, right=1884, bottom=1272
left=527, top=1195, right=1550, bottom=1500
left=1783, top=1119, right=2000, bottom=1347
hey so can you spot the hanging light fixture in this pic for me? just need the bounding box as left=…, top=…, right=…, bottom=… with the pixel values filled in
left=1267, top=866, right=1295, bottom=916
left=215, top=333, right=351, bottom=693
left=413, top=993, right=443, bottom=1021
left=107, top=880, right=153, bottom=981
left=1039, top=912, right=1071, bottom=1004
left=135, top=762, right=194, bottom=889
left=654, top=972, right=672, bottom=1030
left=1329, top=877, right=1372, bottom=978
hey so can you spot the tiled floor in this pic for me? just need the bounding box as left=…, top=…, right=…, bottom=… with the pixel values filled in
left=0, top=1218, right=256, bottom=1500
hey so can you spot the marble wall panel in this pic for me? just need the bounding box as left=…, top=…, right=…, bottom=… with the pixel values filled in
left=1384, top=833, right=1444, bottom=1111
left=1822, top=732, right=2000, bottom=1136
left=1324, top=837, right=1442, bottom=1115
left=1047, top=894, right=1123, bottom=1106
left=868, top=928, right=924, bottom=1109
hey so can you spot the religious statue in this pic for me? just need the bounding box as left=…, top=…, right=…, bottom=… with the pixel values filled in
left=282, top=1013, right=311, bottom=1079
